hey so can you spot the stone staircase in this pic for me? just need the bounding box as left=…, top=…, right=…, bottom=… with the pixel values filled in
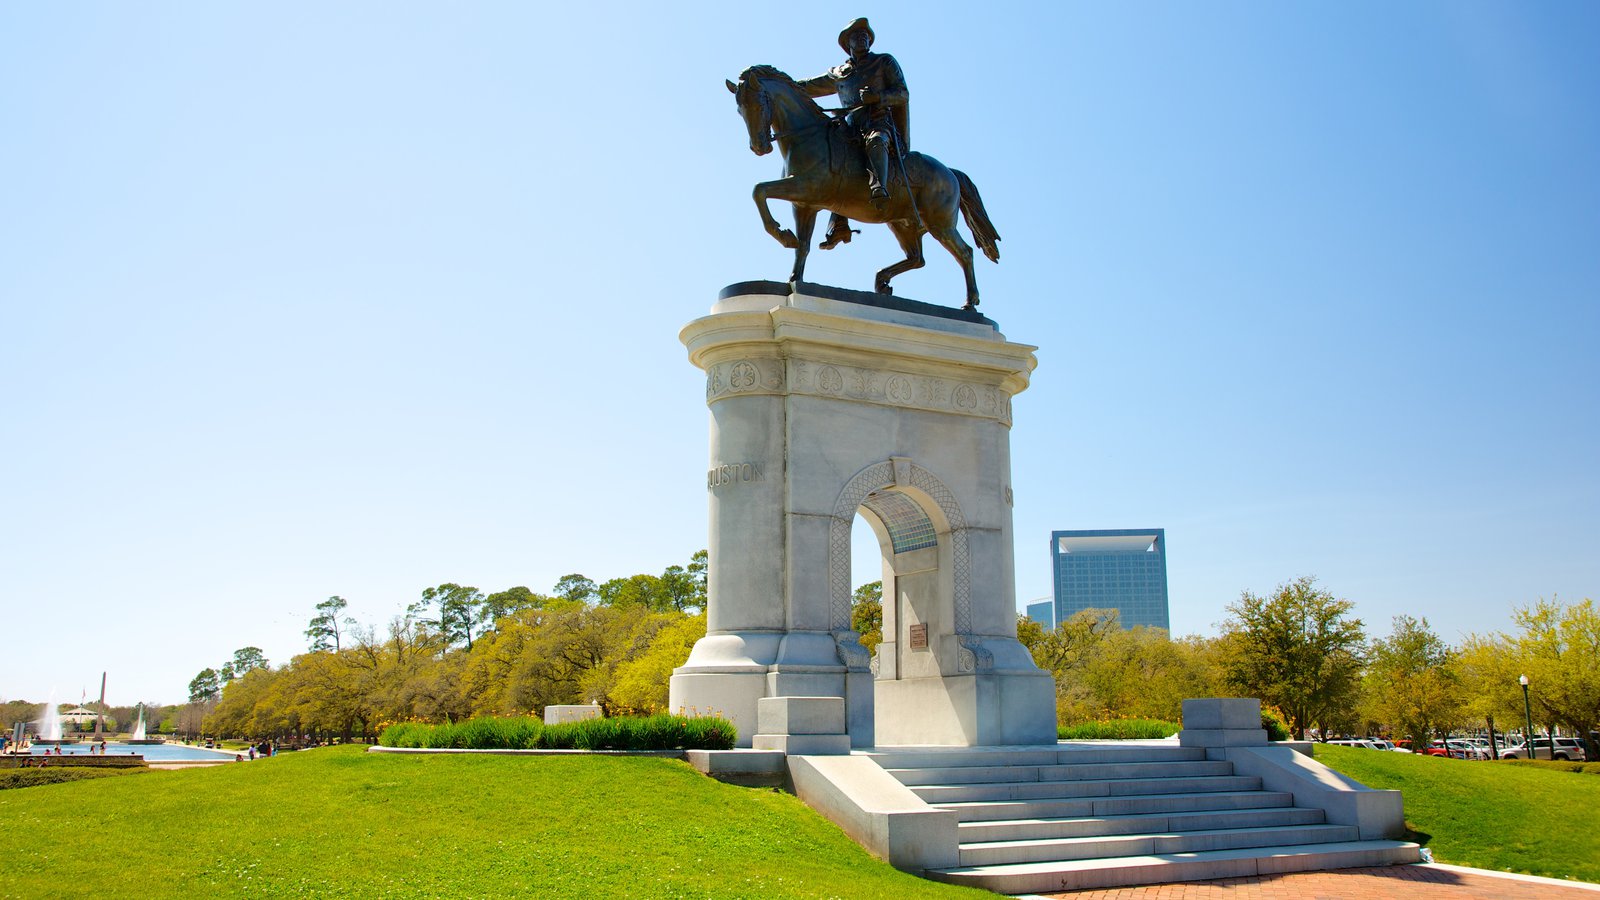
left=865, top=744, right=1421, bottom=893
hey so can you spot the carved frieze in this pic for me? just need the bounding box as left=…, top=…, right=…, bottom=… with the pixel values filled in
left=704, top=356, right=1011, bottom=424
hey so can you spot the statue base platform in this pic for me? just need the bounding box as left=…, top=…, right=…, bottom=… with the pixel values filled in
left=671, top=281, right=1054, bottom=749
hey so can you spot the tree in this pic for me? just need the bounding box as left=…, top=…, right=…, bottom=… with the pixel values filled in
left=1025, top=608, right=1121, bottom=682
left=552, top=574, right=598, bottom=605
left=188, top=668, right=221, bottom=703
left=851, top=581, right=883, bottom=654
left=413, top=583, right=488, bottom=651
left=597, top=574, right=672, bottom=612
left=1218, top=576, right=1366, bottom=740
left=306, top=595, right=356, bottom=652
left=232, top=646, right=269, bottom=674
left=1366, top=615, right=1462, bottom=747
left=1472, top=598, right=1600, bottom=760
left=688, top=549, right=708, bottom=598
left=610, top=614, right=707, bottom=714
left=484, top=586, right=544, bottom=621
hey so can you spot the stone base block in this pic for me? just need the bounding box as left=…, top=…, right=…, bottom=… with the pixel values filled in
left=1180, top=728, right=1269, bottom=747
left=753, top=733, right=851, bottom=755
left=685, top=749, right=788, bottom=786
left=1182, top=698, right=1261, bottom=731
left=758, top=696, right=846, bottom=735
left=543, top=704, right=601, bottom=725
left=876, top=670, right=1055, bottom=746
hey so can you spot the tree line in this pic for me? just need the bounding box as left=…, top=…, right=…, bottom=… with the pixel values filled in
left=1003, top=576, right=1600, bottom=759
left=37, top=563, right=1588, bottom=756
left=186, top=552, right=708, bottom=743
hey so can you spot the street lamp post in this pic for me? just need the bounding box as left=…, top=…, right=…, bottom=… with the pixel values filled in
left=1520, top=674, right=1537, bottom=760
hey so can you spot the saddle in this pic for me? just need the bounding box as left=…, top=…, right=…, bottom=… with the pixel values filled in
left=824, top=116, right=914, bottom=188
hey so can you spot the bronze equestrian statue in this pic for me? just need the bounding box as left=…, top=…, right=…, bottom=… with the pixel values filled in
left=728, top=18, right=1001, bottom=310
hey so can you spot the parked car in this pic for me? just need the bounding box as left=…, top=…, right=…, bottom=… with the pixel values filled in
left=1498, top=737, right=1588, bottom=761
left=1369, top=739, right=1411, bottom=753
left=1427, top=739, right=1490, bottom=760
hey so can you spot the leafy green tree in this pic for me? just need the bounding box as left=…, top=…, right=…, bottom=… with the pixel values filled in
left=610, top=614, right=707, bottom=714
left=1, top=699, right=41, bottom=730
left=851, top=581, right=883, bottom=654
left=688, top=549, right=708, bottom=596
left=1026, top=608, right=1121, bottom=682
left=1078, top=627, right=1222, bottom=724
left=484, top=586, right=544, bottom=621
left=1219, top=576, right=1366, bottom=740
left=1465, top=598, right=1600, bottom=759
left=188, top=668, right=221, bottom=703
left=1365, top=615, right=1462, bottom=747
left=1016, top=614, right=1046, bottom=655
left=219, top=663, right=236, bottom=683
left=598, top=574, right=672, bottom=612
left=552, top=574, right=598, bottom=604
left=413, top=583, right=488, bottom=650
left=306, top=595, right=356, bottom=652
left=232, top=646, right=269, bottom=674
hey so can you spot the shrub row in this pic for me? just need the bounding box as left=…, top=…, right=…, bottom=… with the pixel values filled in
left=378, top=714, right=736, bottom=751
left=1058, top=719, right=1181, bottom=740
left=0, top=768, right=151, bottom=791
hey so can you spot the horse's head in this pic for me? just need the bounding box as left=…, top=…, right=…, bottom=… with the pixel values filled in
left=727, top=68, right=774, bottom=156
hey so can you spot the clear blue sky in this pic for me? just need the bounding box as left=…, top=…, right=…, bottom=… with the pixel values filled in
left=3, top=2, right=1596, bottom=706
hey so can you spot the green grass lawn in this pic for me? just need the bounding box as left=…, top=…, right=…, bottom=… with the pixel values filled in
left=1314, top=743, right=1600, bottom=883
left=0, top=746, right=989, bottom=899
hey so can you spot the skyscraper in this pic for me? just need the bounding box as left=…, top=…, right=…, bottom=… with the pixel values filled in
left=1043, top=529, right=1169, bottom=630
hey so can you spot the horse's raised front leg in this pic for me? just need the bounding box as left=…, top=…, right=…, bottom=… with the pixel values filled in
left=790, top=206, right=819, bottom=284
left=752, top=177, right=823, bottom=250
left=874, top=220, right=926, bottom=294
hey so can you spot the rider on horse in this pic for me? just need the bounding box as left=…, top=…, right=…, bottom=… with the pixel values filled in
left=798, top=18, right=909, bottom=250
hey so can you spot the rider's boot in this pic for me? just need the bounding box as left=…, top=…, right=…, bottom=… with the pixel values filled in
left=866, top=139, right=891, bottom=205
left=819, top=213, right=858, bottom=250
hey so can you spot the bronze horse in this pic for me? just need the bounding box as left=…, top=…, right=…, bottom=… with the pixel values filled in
left=728, top=66, right=1000, bottom=310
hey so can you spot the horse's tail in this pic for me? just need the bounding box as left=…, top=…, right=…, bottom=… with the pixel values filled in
left=953, top=169, right=1001, bottom=263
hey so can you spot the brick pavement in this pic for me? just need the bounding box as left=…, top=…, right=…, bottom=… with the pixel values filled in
left=1041, top=864, right=1600, bottom=899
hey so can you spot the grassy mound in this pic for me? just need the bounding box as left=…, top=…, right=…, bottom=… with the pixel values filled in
left=0, top=745, right=987, bottom=898
left=1315, top=743, right=1600, bottom=883
left=379, top=714, right=735, bottom=751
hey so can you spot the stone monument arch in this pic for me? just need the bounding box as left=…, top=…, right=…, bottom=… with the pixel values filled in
left=669, top=281, right=1055, bottom=747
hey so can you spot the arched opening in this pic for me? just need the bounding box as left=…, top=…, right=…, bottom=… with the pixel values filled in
left=853, top=487, right=951, bottom=685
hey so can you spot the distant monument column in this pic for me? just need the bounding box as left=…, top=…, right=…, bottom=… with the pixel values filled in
left=669, top=282, right=1056, bottom=748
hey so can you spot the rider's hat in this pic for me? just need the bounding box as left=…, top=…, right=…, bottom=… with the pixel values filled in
left=838, top=18, right=874, bottom=52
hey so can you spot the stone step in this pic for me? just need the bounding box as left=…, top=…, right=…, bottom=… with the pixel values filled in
left=957, top=804, right=1326, bottom=841
left=935, top=790, right=1297, bottom=821
left=912, top=774, right=1262, bottom=804
left=925, top=840, right=1424, bottom=894
left=886, top=759, right=1234, bottom=786
left=959, top=822, right=1360, bottom=866
left=864, top=745, right=1206, bottom=769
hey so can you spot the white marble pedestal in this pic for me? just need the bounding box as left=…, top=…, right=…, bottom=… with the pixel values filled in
left=669, top=282, right=1056, bottom=748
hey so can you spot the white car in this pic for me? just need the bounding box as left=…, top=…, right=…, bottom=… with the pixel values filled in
left=1499, top=737, right=1588, bottom=761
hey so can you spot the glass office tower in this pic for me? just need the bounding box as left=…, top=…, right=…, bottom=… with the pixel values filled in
left=1046, top=529, right=1169, bottom=630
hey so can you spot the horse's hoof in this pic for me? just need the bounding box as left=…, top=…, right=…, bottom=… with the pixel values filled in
left=876, top=284, right=894, bottom=296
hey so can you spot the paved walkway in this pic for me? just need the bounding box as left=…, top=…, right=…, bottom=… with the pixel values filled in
left=1040, top=864, right=1600, bottom=899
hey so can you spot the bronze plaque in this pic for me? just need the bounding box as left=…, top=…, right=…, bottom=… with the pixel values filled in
left=908, top=623, right=928, bottom=650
